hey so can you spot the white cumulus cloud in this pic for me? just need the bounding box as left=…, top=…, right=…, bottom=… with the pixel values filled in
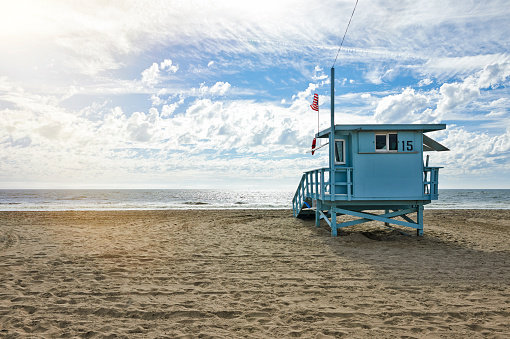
left=160, top=59, right=179, bottom=73
left=141, top=63, right=161, bottom=86
left=433, top=127, right=510, bottom=179
left=195, top=82, right=232, bottom=96
left=374, top=88, right=437, bottom=123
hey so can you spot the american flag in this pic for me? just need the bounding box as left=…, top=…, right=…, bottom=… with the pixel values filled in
left=310, top=93, right=319, bottom=111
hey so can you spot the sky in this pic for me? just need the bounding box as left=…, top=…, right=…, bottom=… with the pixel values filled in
left=0, top=0, right=509, bottom=190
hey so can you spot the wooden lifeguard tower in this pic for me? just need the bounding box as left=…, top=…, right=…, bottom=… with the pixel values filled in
left=292, top=68, right=449, bottom=236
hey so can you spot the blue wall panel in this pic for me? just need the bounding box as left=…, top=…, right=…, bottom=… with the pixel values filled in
left=351, top=130, right=423, bottom=199
left=358, top=131, right=374, bottom=153
left=354, top=154, right=422, bottom=198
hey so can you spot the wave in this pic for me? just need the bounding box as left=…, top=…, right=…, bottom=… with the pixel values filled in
left=182, top=202, right=209, bottom=206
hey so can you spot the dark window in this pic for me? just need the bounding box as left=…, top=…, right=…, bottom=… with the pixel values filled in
left=335, top=140, right=345, bottom=163
left=375, top=134, right=386, bottom=150
left=375, top=133, right=398, bottom=152
left=389, top=133, right=398, bottom=151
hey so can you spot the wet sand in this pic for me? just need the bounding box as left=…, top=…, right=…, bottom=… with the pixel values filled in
left=1, top=209, right=509, bottom=338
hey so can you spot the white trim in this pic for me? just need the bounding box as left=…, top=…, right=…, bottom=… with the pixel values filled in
left=375, top=132, right=398, bottom=153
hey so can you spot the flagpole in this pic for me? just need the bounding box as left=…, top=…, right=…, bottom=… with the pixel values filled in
left=317, top=101, right=320, bottom=146
left=329, top=67, right=335, bottom=199
left=310, top=93, right=319, bottom=154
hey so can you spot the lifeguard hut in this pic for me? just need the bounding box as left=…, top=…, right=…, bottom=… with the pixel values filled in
left=292, top=68, right=449, bottom=236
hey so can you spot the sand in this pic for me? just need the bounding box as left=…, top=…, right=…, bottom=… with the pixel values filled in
left=1, top=209, right=509, bottom=338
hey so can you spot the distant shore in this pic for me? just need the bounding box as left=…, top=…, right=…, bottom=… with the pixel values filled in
left=1, top=209, right=509, bottom=337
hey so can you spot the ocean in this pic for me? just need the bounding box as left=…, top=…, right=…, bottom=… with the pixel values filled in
left=0, top=189, right=508, bottom=211
left=0, top=189, right=292, bottom=211
left=428, top=189, right=510, bottom=209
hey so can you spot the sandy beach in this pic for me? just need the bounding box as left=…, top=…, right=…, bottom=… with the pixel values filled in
left=1, top=209, right=509, bottom=338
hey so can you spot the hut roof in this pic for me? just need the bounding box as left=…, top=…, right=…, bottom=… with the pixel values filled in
left=315, top=123, right=449, bottom=152
left=316, top=124, right=446, bottom=138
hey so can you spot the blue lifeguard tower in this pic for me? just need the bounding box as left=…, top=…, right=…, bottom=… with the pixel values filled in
left=292, top=69, right=449, bottom=236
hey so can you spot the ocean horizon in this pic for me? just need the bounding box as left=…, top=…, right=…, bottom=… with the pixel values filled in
left=0, top=188, right=508, bottom=211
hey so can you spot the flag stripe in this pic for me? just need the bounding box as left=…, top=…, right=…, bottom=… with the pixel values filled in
left=310, top=93, right=319, bottom=111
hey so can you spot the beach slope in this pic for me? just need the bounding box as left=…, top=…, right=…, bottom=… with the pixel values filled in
left=1, top=210, right=509, bottom=337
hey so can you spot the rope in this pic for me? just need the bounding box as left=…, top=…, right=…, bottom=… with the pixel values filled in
left=332, top=0, right=359, bottom=68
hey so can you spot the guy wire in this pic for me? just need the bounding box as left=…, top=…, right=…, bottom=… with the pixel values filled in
left=332, top=0, right=359, bottom=68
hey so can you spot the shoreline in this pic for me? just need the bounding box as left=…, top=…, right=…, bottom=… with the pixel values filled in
left=1, top=209, right=509, bottom=337
left=1, top=207, right=509, bottom=212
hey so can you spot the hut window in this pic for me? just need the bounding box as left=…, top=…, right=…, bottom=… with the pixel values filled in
left=375, top=134, right=386, bottom=150
left=375, top=133, right=398, bottom=152
left=335, top=139, right=345, bottom=164
left=389, top=133, right=398, bottom=150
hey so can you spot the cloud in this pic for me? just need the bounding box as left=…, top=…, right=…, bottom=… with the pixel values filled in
left=161, top=96, right=185, bottom=118
left=375, top=59, right=510, bottom=124
left=141, top=63, right=160, bottom=86
left=126, top=108, right=161, bottom=143
left=209, top=82, right=231, bottom=95
left=418, top=79, right=432, bottom=87
left=160, top=59, right=179, bottom=73
left=1, top=69, right=508, bottom=188
left=365, top=66, right=398, bottom=85
left=0, top=76, right=12, bottom=91
left=433, top=127, right=510, bottom=178
left=1, top=77, right=311, bottom=164
left=1, top=1, right=509, bottom=189
left=436, top=81, right=479, bottom=115
left=420, top=54, right=509, bottom=79
left=435, top=59, right=510, bottom=116
left=195, top=82, right=232, bottom=96
left=2, top=0, right=508, bottom=80
left=141, top=59, right=179, bottom=89
left=374, top=88, right=437, bottom=123
left=476, top=59, right=510, bottom=89
left=312, top=65, right=328, bottom=81
left=159, top=96, right=315, bottom=155
left=150, top=94, right=164, bottom=106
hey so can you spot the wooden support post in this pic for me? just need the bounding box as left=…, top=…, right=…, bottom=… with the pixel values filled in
left=331, top=209, right=337, bottom=236
left=315, top=200, right=321, bottom=227
left=330, top=169, right=335, bottom=201
left=417, top=205, right=424, bottom=236
left=320, top=170, right=325, bottom=201
left=347, top=168, right=352, bottom=201
left=319, top=209, right=331, bottom=227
